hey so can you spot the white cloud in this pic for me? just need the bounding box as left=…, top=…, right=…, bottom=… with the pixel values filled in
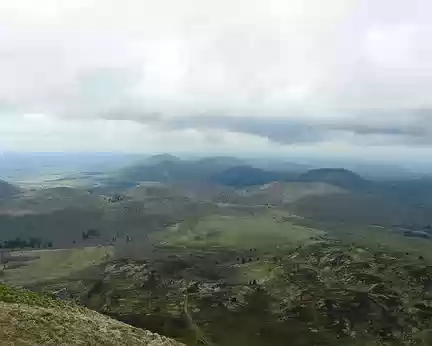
left=0, top=0, right=431, bottom=155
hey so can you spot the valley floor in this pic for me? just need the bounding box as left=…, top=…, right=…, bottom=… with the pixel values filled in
left=2, top=211, right=432, bottom=345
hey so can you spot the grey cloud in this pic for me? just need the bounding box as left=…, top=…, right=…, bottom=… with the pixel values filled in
left=213, top=111, right=430, bottom=146
left=92, top=107, right=432, bottom=146
left=165, top=115, right=326, bottom=144
left=170, top=111, right=432, bottom=146
left=331, top=110, right=432, bottom=137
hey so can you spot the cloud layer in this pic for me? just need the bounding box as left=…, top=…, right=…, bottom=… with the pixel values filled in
left=0, top=0, right=431, bottom=155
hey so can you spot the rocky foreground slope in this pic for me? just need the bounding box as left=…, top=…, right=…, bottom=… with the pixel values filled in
left=0, top=284, right=183, bottom=346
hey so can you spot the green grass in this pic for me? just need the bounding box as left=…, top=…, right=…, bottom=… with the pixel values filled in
left=3, top=246, right=113, bottom=286
left=0, top=283, right=66, bottom=308
left=335, top=226, right=432, bottom=260
left=296, top=217, right=432, bottom=262
left=0, top=284, right=183, bottom=345
left=236, top=260, right=284, bottom=285
left=156, top=213, right=324, bottom=251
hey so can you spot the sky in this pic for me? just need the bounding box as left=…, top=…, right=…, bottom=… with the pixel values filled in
left=0, top=0, right=431, bottom=163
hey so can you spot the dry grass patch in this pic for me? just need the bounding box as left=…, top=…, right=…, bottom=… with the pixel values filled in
left=0, top=284, right=183, bottom=346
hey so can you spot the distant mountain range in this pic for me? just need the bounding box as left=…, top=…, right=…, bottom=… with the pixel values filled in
left=115, top=156, right=247, bottom=185
left=2, top=153, right=432, bottom=248
left=108, top=156, right=432, bottom=231
left=115, top=155, right=370, bottom=190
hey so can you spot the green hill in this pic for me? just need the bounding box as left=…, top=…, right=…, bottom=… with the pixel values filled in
left=211, top=165, right=286, bottom=187
left=0, top=186, right=104, bottom=215
left=240, top=181, right=347, bottom=205
left=0, top=283, right=183, bottom=345
left=114, top=157, right=247, bottom=186
left=146, top=154, right=182, bottom=165
left=299, top=168, right=368, bottom=190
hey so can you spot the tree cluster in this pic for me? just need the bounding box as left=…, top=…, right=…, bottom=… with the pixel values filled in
left=0, top=237, right=52, bottom=249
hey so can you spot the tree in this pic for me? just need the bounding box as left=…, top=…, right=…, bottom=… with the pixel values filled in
left=82, top=229, right=100, bottom=240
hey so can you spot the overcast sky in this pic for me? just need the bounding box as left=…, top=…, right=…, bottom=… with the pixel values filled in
left=0, top=0, right=431, bottom=162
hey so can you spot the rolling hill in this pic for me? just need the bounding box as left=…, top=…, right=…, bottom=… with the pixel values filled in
left=236, top=181, right=347, bottom=205
left=289, top=189, right=432, bottom=230
left=0, top=186, right=104, bottom=215
left=290, top=170, right=432, bottom=229
left=114, top=156, right=246, bottom=186
left=146, top=154, right=182, bottom=165
left=115, top=159, right=371, bottom=191
left=298, top=168, right=368, bottom=190
left=0, top=284, right=182, bottom=345
left=3, top=154, right=432, bottom=345
left=194, top=156, right=245, bottom=168
left=211, top=165, right=287, bottom=187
